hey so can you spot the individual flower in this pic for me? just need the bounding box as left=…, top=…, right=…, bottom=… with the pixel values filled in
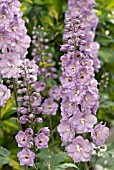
left=35, top=81, right=46, bottom=92
left=42, top=98, right=58, bottom=115
left=38, top=127, right=50, bottom=136
left=0, top=84, right=10, bottom=106
left=70, top=112, right=97, bottom=133
left=25, top=128, right=33, bottom=139
left=66, top=86, right=85, bottom=103
left=57, top=119, right=75, bottom=145
left=91, top=122, right=109, bottom=146
left=48, top=85, right=60, bottom=101
left=17, top=148, right=35, bottom=166
left=17, top=107, right=28, bottom=115
left=64, top=59, right=80, bottom=76
left=82, top=91, right=98, bottom=109
left=19, top=115, right=28, bottom=124
left=15, top=131, right=31, bottom=148
left=34, top=133, right=49, bottom=149
left=66, top=136, right=93, bottom=162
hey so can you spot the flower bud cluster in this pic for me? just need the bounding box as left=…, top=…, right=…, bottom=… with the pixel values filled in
left=32, top=25, right=58, bottom=80
left=65, top=0, right=100, bottom=72
left=32, top=25, right=60, bottom=116
left=57, top=1, right=109, bottom=163
left=15, top=59, right=50, bottom=166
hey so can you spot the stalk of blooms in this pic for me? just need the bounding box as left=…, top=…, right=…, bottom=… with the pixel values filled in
left=57, top=0, right=109, bottom=163
left=15, top=59, right=50, bottom=166
left=65, top=0, right=100, bottom=72
left=0, top=0, right=50, bottom=167
left=0, top=0, right=31, bottom=79
left=32, top=26, right=60, bottom=116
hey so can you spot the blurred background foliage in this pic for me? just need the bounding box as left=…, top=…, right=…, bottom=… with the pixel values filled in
left=0, top=0, right=114, bottom=169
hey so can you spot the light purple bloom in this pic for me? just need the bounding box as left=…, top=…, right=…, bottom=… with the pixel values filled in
left=0, top=52, right=21, bottom=78
left=82, top=91, right=98, bottom=109
left=35, top=81, right=46, bottom=92
left=70, top=112, right=97, bottom=133
left=17, top=148, right=35, bottom=166
left=25, top=128, right=33, bottom=139
left=48, top=85, right=60, bottom=101
left=66, top=136, right=93, bottom=162
left=66, top=86, right=85, bottom=103
left=65, top=59, right=80, bottom=76
left=15, top=131, right=31, bottom=148
left=19, top=115, right=28, bottom=124
left=38, top=127, right=50, bottom=136
left=57, top=119, right=75, bottom=145
left=34, top=133, right=49, bottom=149
left=60, top=73, right=75, bottom=88
left=91, top=122, right=109, bottom=146
left=42, top=98, right=58, bottom=115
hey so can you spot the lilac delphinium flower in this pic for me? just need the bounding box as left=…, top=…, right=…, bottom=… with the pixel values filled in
left=66, top=136, right=93, bottom=163
left=48, top=85, right=60, bottom=101
left=57, top=0, right=109, bottom=164
left=70, top=111, right=97, bottom=133
left=57, top=119, right=75, bottom=146
left=15, top=131, right=31, bottom=148
left=0, top=84, right=10, bottom=106
left=0, top=52, right=21, bottom=78
left=42, top=98, right=58, bottom=115
left=17, top=148, right=35, bottom=167
left=34, top=133, right=49, bottom=149
left=91, top=122, right=109, bottom=146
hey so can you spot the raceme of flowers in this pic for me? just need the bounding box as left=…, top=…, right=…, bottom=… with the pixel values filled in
left=65, top=0, right=100, bottom=72
left=57, top=0, right=109, bottom=163
left=0, top=0, right=50, bottom=167
left=0, top=0, right=31, bottom=108
left=16, top=59, right=50, bottom=166
left=32, top=26, right=60, bottom=116
left=0, top=0, right=31, bottom=79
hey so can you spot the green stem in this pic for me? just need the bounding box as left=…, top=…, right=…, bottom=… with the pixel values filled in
left=48, top=115, right=55, bottom=153
left=83, top=162, right=89, bottom=170
left=12, top=78, right=22, bottom=130
left=93, top=154, right=98, bottom=170
left=25, top=165, right=28, bottom=170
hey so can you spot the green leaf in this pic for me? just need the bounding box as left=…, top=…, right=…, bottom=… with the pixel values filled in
left=55, top=163, right=79, bottom=170
left=0, top=147, right=11, bottom=165
left=1, top=94, right=16, bottom=120
left=2, top=117, right=19, bottom=133
left=21, top=2, right=32, bottom=16
left=50, top=152, right=67, bottom=169
left=99, top=47, right=114, bottom=63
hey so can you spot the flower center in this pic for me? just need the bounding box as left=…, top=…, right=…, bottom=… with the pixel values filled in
left=0, top=92, right=4, bottom=97
left=7, top=62, right=14, bottom=67
left=71, top=66, right=76, bottom=72
left=75, top=90, right=80, bottom=96
left=67, top=77, right=72, bottom=82
left=76, top=144, right=82, bottom=152
left=48, top=105, right=52, bottom=109
left=24, top=154, right=29, bottom=159
left=80, top=118, right=85, bottom=124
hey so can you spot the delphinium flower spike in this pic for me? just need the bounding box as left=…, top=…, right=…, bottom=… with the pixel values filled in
left=57, top=0, right=109, bottom=164
left=16, top=59, right=50, bottom=167
left=32, top=25, right=60, bottom=152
